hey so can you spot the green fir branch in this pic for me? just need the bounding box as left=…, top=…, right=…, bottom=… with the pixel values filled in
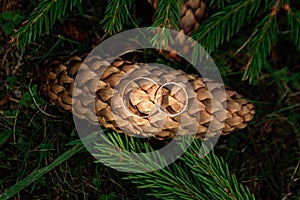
left=243, top=4, right=279, bottom=83
left=100, top=0, right=134, bottom=35
left=286, top=7, right=300, bottom=50
left=93, top=132, right=166, bottom=173
left=126, top=140, right=256, bottom=200
left=150, top=0, right=181, bottom=49
left=10, top=0, right=79, bottom=47
left=127, top=163, right=209, bottom=199
left=93, top=131, right=255, bottom=199
left=180, top=141, right=256, bottom=200
left=192, top=0, right=262, bottom=53
left=152, top=0, right=181, bottom=30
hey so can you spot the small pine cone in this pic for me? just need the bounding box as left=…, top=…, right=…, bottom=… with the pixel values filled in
left=148, top=0, right=207, bottom=34
left=42, top=55, right=255, bottom=140
left=148, top=0, right=207, bottom=62
left=42, top=56, right=82, bottom=111
left=180, top=0, right=207, bottom=34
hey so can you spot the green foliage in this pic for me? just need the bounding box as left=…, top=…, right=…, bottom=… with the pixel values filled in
left=92, top=132, right=256, bottom=199
left=180, top=142, right=255, bottom=200
left=191, top=0, right=300, bottom=83
left=268, top=66, right=300, bottom=90
left=150, top=0, right=181, bottom=48
left=287, top=6, right=300, bottom=50
left=152, top=0, right=180, bottom=30
left=5, top=76, right=18, bottom=91
left=93, top=131, right=162, bottom=173
left=1, top=131, right=255, bottom=200
left=242, top=12, right=279, bottom=83
left=0, top=130, right=12, bottom=148
left=1, top=110, right=18, bottom=125
left=0, top=11, right=24, bottom=35
left=0, top=83, right=45, bottom=150
left=99, top=192, right=117, bottom=200
left=192, top=0, right=261, bottom=53
left=100, top=0, right=134, bottom=34
left=6, top=0, right=300, bottom=84
left=10, top=0, right=79, bottom=47
left=19, top=84, right=45, bottom=110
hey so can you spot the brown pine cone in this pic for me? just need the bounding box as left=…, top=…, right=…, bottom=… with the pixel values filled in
left=42, top=55, right=255, bottom=140
left=148, top=0, right=207, bottom=35
left=148, top=0, right=208, bottom=62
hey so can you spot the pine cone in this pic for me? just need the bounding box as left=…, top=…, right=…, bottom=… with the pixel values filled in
left=42, top=55, right=255, bottom=140
left=148, top=0, right=207, bottom=62
left=148, top=0, right=207, bottom=34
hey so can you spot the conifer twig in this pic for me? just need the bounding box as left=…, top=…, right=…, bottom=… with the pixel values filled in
left=242, top=0, right=281, bottom=83
left=192, top=0, right=261, bottom=53
left=100, top=0, right=134, bottom=34
left=9, top=0, right=79, bottom=47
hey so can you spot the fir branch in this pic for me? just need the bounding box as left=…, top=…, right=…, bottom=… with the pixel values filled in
left=242, top=1, right=280, bottom=83
left=93, top=132, right=169, bottom=173
left=9, top=0, right=79, bottom=47
left=91, top=131, right=255, bottom=199
left=108, top=135, right=255, bottom=200
left=286, top=6, right=300, bottom=50
left=129, top=163, right=208, bottom=200
left=151, top=0, right=181, bottom=49
left=180, top=141, right=256, bottom=200
left=192, top=0, right=262, bottom=53
left=100, top=0, right=134, bottom=35
left=152, top=0, right=181, bottom=30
